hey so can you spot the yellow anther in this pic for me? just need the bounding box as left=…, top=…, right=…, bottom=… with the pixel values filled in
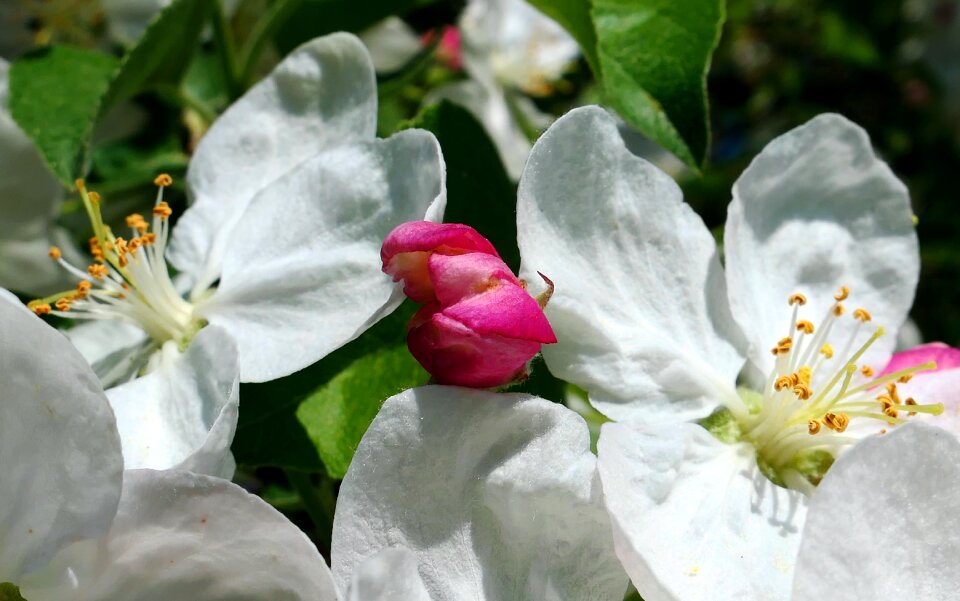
left=48, top=246, right=61, bottom=260
left=128, top=237, right=143, bottom=253
left=88, top=191, right=101, bottom=205
left=906, top=398, right=918, bottom=417
left=28, top=301, right=51, bottom=315
left=853, top=308, right=872, bottom=322
left=89, top=237, right=104, bottom=261
left=75, top=280, right=92, bottom=299
left=788, top=293, right=807, bottom=306
left=153, top=201, right=172, bottom=220
left=886, top=383, right=901, bottom=403
left=834, top=286, right=850, bottom=301
left=87, top=264, right=108, bottom=280
left=74, top=178, right=85, bottom=190
left=775, top=375, right=794, bottom=391
left=771, top=336, right=793, bottom=356
left=54, top=298, right=72, bottom=312
left=823, top=412, right=850, bottom=433
left=797, top=366, right=812, bottom=385
left=833, top=304, right=845, bottom=317
left=126, top=213, right=149, bottom=233
left=796, top=320, right=815, bottom=334
left=140, top=233, right=157, bottom=245
left=898, top=374, right=913, bottom=384
left=808, top=419, right=822, bottom=435
left=793, top=383, right=813, bottom=400
left=820, top=344, right=834, bottom=359
left=860, top=365, right=874, bottom=377
left=154, top=173, right=173, bottom=187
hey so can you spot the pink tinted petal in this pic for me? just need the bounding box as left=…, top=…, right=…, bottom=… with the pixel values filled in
left=879, top=342, right=960, bottom=377
left=408, top=308, right=542, bottom=388
left=895, top=368, right=960, bottom=437
left=427, top=251, right=521, bottom=305
left=443, top=282, right=557, bottom=344
left=439, top=26, right=462, bottom=70
left=381, top=221, right=500, bottom=303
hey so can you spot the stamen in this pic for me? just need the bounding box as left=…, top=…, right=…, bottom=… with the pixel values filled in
left=788, top=293, right=807, bottom=306
left=834, top=286, right=849, bottom=301
left=48, top=246, right=62, bottom=260
left=807, top=420, right=822, bottom=434
left=88, top=264, right=108, bottom=280
left=796, top=320, right=814, bottom=334
left=28, top=301, right=52, bottom=315
left=153, top=202, right=172, bottom=220
left=853, top=308, right=872, bottom=322
left=154, top=173, right=173, bottom=187
left=820, top=344, right=833, bottom=358
left=860, top=365, right=874, bottom=377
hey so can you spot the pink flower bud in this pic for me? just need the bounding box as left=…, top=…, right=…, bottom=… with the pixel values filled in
left=382, top=221, right=499, bottom=304
left=382, top=222, right=556, bottom=387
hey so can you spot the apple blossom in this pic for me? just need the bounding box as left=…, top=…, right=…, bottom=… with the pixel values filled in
left=27, top=32, right=447, bottom=387
left=331, top=385, right=629, bottom=600
left=875, top=342, right=960, bottom=435
left=517, top=106, right=943, bottom=600
left=429, top=0, right=579, bottom=178
left=0, top=291, right=334, bottom=601
left=382, top=221, right=556, bottom=387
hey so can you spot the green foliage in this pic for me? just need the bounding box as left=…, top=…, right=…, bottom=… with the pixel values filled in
left=528, top=0, right=725, bottom=169
left=593, top=0, right=725, bottom=169
left=275, top=0, right=439, bottom=56
left=9, top=46, right=118, bottom=185
left=0, top=583, right=26, bottom=601
left=9, top=0, right=210, bottom=185
left=232, top=303, right=428, bottom=478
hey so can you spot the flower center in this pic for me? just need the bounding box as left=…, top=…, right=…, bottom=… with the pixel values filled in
left=722, top=287, right=942, bottom=493
left=27, top=175, right=203, bottom=349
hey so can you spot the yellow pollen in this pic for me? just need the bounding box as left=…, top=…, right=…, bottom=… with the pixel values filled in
left=75, top=280, right=92, bottom=298
left=834, top=286, right=850, bottom=301
left=775, top=375, right=794, bottom=391
left=88, top=237, right=104, bottom=261
left=808, top=419, right=822, bottom=435
left=141, top=233, right=157, bottom=245
left=54, top=298, right=72, bottom=312
left=87, top=264, right=108, bottom=280
left=833, top=304, right=845, bottom=317
left=796, top=320, right=815, bottom=334
left=820, top=343, right=834, bottom=358
left=48, top=246, right=61, bottom=260
left=906, top=398, right=918, bottom=416
left=28, top=301, right=52, bottom=315
left=154, top=173, right=173, bottom=187
left=793, top=383, right=813, bottom=400
left=88, top=191, right=101, bottom=205
left=153, top=201, right=172, bottom=220
left=788, top=293, right=807, bottom=306
left=74, top=178, right=85, bottom=190
left=771, top=336, right=793, bottom=356
left=861, top=365, right=874, bottom=377
left=853, top=308, right=872, bottom=322
left=797, top=366, right=812, bottom=385
left=898, top=374, right=913, bottom=384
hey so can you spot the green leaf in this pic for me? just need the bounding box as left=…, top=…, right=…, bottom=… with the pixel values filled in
left=232, top=303, right=428, bottom=478
left=0, top=583, right=26, bottom=601
left=591, top=0, right=726, bottom=168
left=9, top=0, right=211, bottom=186
left=9, top=46, right=118, bottom=185
left=275, top=0, right=439, bottom=56
left=526, top=0, right=600, bottom=74
left=103, top=0, right=213, bottom=111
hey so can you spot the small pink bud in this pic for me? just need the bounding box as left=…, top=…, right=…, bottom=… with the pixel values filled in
left=382, top=221, right=557, bottom=387
left=422, top=26, right=462, bottom=71
left=382, top=221, right=499, bottom=304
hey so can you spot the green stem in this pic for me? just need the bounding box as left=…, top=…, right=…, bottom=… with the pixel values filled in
left=210, top=0, right=242, bottom=100
left=237, top=0, right=305, bottom=87
left=285, top=469, right=335, bottom=547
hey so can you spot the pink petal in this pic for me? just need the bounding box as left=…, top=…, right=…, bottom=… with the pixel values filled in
left=442, top=282, right=557, bottom=344
left=878, top=342, right=960, bottom=377
left=427, top=252, right=521, bottom=305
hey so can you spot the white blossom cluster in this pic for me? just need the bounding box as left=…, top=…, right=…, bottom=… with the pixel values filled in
left=2, top=2, right=959, bottom=601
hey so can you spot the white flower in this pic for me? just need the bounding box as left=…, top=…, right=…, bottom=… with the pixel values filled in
left=32, top=32, right=446, bottom=387
left=517, top=106, right=938, bottom=600
left=330, top=385, right=629, bottom=601
left=430, top=0, right=579, bottom=178
left=0, top=291, right=334, bottom=601
left=792, top=422, right=960, bottom=600
left=360, top=17, right=423, bottom=73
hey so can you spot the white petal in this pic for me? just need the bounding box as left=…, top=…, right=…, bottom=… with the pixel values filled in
left=170, top=32, right=379, bottom=296
left=0, top=59, right=72, bottom=296
left=0, top=295, right=122, bottom=582
left=65, top=319, right=152, bottom=388
left=331, top=385, right=628, bottom=601
left=20, top=469, right=338, bottom=601
left=597, top=422, right=807, bottom=601
left=199, top=130, right=446, bottom=383
left=427, top=80, right=532, bottom=179
left=360, top=17, right=422, bottom=73
left=104, top=326, right=239, bottom=475
left=517, top=106, right=745, bottom=423
left=725, top=114, right=919, bottom=377
left=349, top=548, right=430, bottom=601
left=792, top=423, right=960, bottom=601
